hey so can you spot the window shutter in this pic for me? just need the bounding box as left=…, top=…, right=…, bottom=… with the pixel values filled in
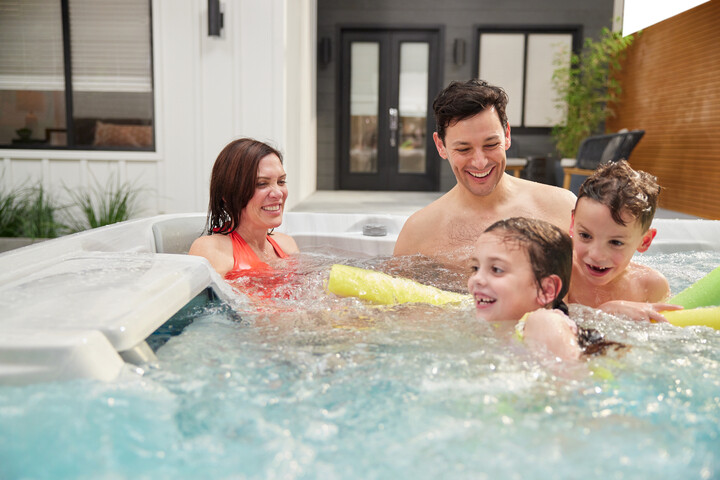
left=0, top=0, right=65, bottom=90
left=69, top=0, right=152, bottom=92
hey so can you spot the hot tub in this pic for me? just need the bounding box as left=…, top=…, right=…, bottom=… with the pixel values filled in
left=0, top=212, right=407, bottom=384
left=1, top=213, right=719, bottom=385
left=1, top=213, right=720, bottom=478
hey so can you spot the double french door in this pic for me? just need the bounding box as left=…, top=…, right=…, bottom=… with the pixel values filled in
left=339, top=29, right=441, bottom=190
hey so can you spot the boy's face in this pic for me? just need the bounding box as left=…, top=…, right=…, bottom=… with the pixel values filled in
left=467, top=231, right=543, bottom=322
left=433, top=107, right=511, bottom=198
left=570, top=197, right=655, bottom=286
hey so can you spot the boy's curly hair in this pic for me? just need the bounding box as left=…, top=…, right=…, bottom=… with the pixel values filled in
left=577, top=160, right=660, bottom=231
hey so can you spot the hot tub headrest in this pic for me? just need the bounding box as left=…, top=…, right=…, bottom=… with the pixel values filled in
left=152, top=216, right=206, bottom=254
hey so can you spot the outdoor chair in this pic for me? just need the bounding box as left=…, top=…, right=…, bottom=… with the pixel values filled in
left=562, top=129, right=645, bottom=189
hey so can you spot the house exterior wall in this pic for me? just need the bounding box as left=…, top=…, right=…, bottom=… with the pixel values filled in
left=317, top=0, right=615, bottom=192
left=607, top=0, right=720, bottom=220
left=1, top=0, right=316, bottom=218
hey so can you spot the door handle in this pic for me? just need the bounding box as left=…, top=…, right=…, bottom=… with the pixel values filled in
left=389, top=107, right=398, bottom=147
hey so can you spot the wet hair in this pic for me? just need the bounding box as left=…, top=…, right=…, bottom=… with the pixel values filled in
left=432, top=78, right=509, bottom=142
left=206, top=138, right=283, bottom=235
left=484, top=217, right=572, bottom=309
left=577, top=160, right=660, bottom=232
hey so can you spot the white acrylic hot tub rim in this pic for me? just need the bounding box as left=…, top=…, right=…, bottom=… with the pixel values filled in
left=0, top=213, right=718, bottom=385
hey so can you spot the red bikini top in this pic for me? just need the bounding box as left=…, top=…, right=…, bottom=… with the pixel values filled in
left=226, top=230, right=289, bottom=274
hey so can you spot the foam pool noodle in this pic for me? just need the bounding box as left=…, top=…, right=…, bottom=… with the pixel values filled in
left=327, top=264, right=471, bottom=306
left=660, top=307, right=720, bottom=329
left=661, top=265, right=720, bottom=329
left=667, top=265, right=720, bottom=309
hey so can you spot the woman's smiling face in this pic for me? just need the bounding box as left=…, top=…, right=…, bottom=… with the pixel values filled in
left=240, top=154, right=287, bottom=231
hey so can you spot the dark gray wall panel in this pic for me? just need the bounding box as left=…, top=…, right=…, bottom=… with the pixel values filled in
left=317, top=0, right=614, bottom=191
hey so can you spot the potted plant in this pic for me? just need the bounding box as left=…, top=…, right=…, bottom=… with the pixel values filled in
left=551, top=27, right=635, bottom=159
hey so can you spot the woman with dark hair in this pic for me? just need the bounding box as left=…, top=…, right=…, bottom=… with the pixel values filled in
left=189, top=138, right=298, bottom=278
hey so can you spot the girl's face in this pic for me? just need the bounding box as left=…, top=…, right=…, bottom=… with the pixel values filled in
left=240, top=154, right=288, bottom=231
left=467, top=231, right=544, bottom=322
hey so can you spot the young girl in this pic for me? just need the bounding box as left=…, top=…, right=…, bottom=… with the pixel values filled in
left=468, top=217, right=616, bottom=360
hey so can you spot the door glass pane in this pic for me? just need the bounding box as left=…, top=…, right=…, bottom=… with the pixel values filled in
left=478, top=33, right=525, bottom=126
left=349, top=42, right=379, bottom=173
left=524, top=34, right=572, bottom=127
left=398, top=42, right=428, bottom=174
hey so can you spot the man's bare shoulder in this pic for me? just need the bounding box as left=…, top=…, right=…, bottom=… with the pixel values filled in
left=394, top=194, right=454, bottom=256
left=520, top=177, right=576, bottom=207
left=507, top=177, right=576, bottom=230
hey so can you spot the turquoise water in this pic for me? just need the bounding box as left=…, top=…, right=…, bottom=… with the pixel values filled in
left=1, top=250, right=719, bottom=479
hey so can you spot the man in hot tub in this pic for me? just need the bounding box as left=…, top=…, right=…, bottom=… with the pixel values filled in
left=394, top=79, right=576, bottom=268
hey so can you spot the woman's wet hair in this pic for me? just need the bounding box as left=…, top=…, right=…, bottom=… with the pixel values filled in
left=206, top=138, right=283, bottom=235
left=432, top=78, right=509, bottom=142
left=578, top=160, right=660, bottom=231
left=484, top=217, right=572, bottom=309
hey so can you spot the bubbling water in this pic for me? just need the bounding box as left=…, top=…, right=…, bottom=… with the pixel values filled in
left=0, top=249, right=718, bottom=479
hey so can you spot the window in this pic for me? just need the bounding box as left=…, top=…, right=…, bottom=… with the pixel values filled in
left=0, top=0, right=154, bottom=150
left=474, top=26, right=580, bottom=133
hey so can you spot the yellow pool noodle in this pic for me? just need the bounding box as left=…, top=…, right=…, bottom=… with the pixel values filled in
left=667, top=265, right=720, bottom=309
left=327, top=264, right=471, bottom=305
left=660, top=306, right=720, bottom=330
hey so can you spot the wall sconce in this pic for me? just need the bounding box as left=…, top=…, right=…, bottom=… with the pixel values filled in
left=453, top=38, right=466, bottom=67
left=319, top=37, right=332, bottom=67
left=208, top=0, right=224, bottom=37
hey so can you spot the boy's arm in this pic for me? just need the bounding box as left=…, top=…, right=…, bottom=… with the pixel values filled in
left=597, top=300, right=682, bottom=322
left=596, top=264, right=681, bottom=322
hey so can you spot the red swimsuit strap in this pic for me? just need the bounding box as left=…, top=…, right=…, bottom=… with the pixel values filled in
left=228, top=231, right=288, bottom=272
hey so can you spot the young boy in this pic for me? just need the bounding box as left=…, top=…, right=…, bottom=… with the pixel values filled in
left=567, top=160, right=680, bottom=321
left=468, top=217, right=585, bottom=360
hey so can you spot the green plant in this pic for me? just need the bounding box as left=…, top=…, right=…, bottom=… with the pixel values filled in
left=0, top=187, right=26, bottom=237
left=551, top=27, right=635, bottom=158
left=0, top=184, right=64, bottom=238
left=22, top=184, right=63, bottom=238
left=63, top=177, right=143, bottom=232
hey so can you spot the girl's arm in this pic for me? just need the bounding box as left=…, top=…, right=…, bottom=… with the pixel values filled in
left=522, top=309, right=581, bottom=361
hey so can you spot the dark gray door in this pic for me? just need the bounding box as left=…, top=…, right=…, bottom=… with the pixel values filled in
left=339, top=29, right=441, bottom=191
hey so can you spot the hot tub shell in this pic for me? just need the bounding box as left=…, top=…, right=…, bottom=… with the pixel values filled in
left=0, top=212, right=718, bottom=385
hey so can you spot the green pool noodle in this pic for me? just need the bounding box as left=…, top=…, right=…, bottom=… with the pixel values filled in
left=667, top=265, right=720, bottom=309
left=661, top=306, right=720, bottom=330
left=327, top=264, right=471, bottom=305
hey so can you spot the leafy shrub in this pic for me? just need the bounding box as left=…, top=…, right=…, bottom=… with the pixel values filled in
left=0, top=184, right=63, bottom=238
left=552, top=27, right=635, bottom=158
left=62, top=177, right=143, bottom=233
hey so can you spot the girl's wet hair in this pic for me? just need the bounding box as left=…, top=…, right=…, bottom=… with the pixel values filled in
left=206, top=138, right=283, bottom=235
left=578, top=160, right=660, bottom=231
left=484, top=217, right=572, bottom=309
